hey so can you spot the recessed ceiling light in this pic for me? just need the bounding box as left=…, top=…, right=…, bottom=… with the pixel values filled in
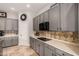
left=26, top=4, right=30, bottom=8
left=11, top=7, right=15, bottom=10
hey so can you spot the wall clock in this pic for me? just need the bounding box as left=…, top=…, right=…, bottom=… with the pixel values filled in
left=20, top=14, right=27, bottom=21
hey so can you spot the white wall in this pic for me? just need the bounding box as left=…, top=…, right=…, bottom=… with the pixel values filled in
left=18, top=11, right=34, bottom=46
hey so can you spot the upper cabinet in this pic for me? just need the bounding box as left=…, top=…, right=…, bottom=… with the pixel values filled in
left=39, top=13, right=44, bottom=23
left=6, top=19, right=13, bottom=30
left=0, top=18, right=18, bottom=31
left=12, top=20, right=18, bottom=31
left=49, top=4, right=60, bottom=31
left=60, top=3, right=77, bottom=32
left=33, top=16, right=39, bottom=31
left=43, top=10, right=49, bottom=22
left=33, top=3, right=78, bottom=32
left=0, top=18, right=6, bottom=30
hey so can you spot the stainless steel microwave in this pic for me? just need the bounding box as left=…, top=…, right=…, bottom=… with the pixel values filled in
left=39, top=22, right=49, bottom=31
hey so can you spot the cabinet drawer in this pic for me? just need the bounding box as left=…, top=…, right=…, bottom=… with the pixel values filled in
left=44, top=43, right=56, bottom=56
left=45, top=43, right=55, bottom=51
left=56, top=48, right=73, bottom=56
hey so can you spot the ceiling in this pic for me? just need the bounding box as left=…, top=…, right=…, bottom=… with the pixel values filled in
left=0, top=3, right=52, bottom=13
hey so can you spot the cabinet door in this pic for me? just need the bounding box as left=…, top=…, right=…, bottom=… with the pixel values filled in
left=0, top=40, right=3, bottom=56
left=39, top=42, right=44, bottom=56
left=49, top=4, right=59, bottom=31
left=78, top=4, right=79, bottom=38
left=60, top=3, right=77, bottom=31
left=5, top=37, right=12, bottom=47
left=44, top=46, right=53, bottom=56
left=0, top=18, right=5, bottom=30
left=6, top=19, right=12, bottom=30
left=30, top=37, right=32, bottom=48
left=33, top=18, right=36, bottom=31
left=30, top=37, right=36, bottom=50
left=39, top=13, right=44, bottom=23
left=11, top=37, right=18, bottom=46
left=44, top=44, right=56, bottom=56
left=55, top=48, right=73, bottom=56
left=37, top=16, right=39, bottom=31
left=12, top=20, right=18, bottom=31
left=43, top=10, right=49, bottom=22
left=2, top=38, right=6, bottom=48
left=35, top=40, right=40, bottom=54
left=33, top=16, right=39, bottom=31
left=30, top=37, right=34, bottom=49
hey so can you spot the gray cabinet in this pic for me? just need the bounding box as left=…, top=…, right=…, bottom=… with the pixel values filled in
left=49, top=4, right=60, bottom=31
left=12, top=20, right=18, bottom=31
left=0, top=18, right=5, bottom=30
left=11, top=37, right=18, bottom=46
left=44, top=44, right=56, bottom=56
left=33, top=16, right=39, bottom=31
left=5, top=37, right=12, bottom=47
left=35, top=40, right=40, bottom=54
left=38, top=41, right=44, bottom=56
left=55, top=48, right=73, bottom=56
left=78, top=4, right=79, bottom=39
left=6, top=18, right=18, bottom=31
left=43, top=10, right=49, bottom=22
left=30, top=37, right=34, bottom=49
left=30, top=37, right=36, bottom=51
left=33, top=3, right=78, bottom=32
left=30, top=37, right=73, bottom=56
left=2, top=37, right=18, bottom=48
left=34, top=40, right=44, bottom=56
left=39, top=13, right=44, bottom=23
left=60, top=3, right=77, bottom=31
left=30, top=37, right=44, bottom=56
left=6, top=19, right=13, bottom=30
left=0, top=40, right=3, bottom=56
left=33, top=18, right=36, bottom=31
left=44, top=46, right=53, bottom=56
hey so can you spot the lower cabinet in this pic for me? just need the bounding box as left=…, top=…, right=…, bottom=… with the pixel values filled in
left=30, top=37, right=35, bottom=50
left=2, top=37, right=18, bottom=48
left=44, top=44, right=56, bottom=56
left=55, top=48, right=73, bottom=56
left=0, top=40, right=3, bottom=56
left=30, top=37, right=73, bottom=56
left=11, top=37, right=18, bottom=46
left=35, top=40, right=40, bottom=54
left=30, top=37, right=44, bottom=56
left=44, top=47, right=54, bottom=56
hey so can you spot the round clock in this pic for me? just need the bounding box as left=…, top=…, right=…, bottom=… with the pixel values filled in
left=20, top=14, right=27, bottom=21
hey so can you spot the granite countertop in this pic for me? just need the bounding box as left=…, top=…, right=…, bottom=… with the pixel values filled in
left=31, top=35, right=79, bottom=56
left=0, top=34, right=18, bottom=38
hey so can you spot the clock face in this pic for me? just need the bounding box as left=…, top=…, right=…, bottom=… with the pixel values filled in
left=20, top=14, right=27, bottom=21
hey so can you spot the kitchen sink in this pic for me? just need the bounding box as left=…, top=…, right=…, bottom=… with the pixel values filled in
left=37, top=37, right=51, bottom=41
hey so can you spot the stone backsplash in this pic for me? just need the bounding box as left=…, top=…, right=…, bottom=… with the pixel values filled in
left=34, top=31, right=79, bottom=43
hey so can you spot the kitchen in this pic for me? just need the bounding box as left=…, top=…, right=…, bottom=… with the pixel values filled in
left=0, top=3, right=79, bottom=56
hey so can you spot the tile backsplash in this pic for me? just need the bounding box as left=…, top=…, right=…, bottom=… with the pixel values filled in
left=34, top=31, right=79, bottom=43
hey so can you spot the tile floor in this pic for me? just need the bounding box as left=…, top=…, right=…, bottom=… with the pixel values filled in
left=3, top=45, right=38, bottom=56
